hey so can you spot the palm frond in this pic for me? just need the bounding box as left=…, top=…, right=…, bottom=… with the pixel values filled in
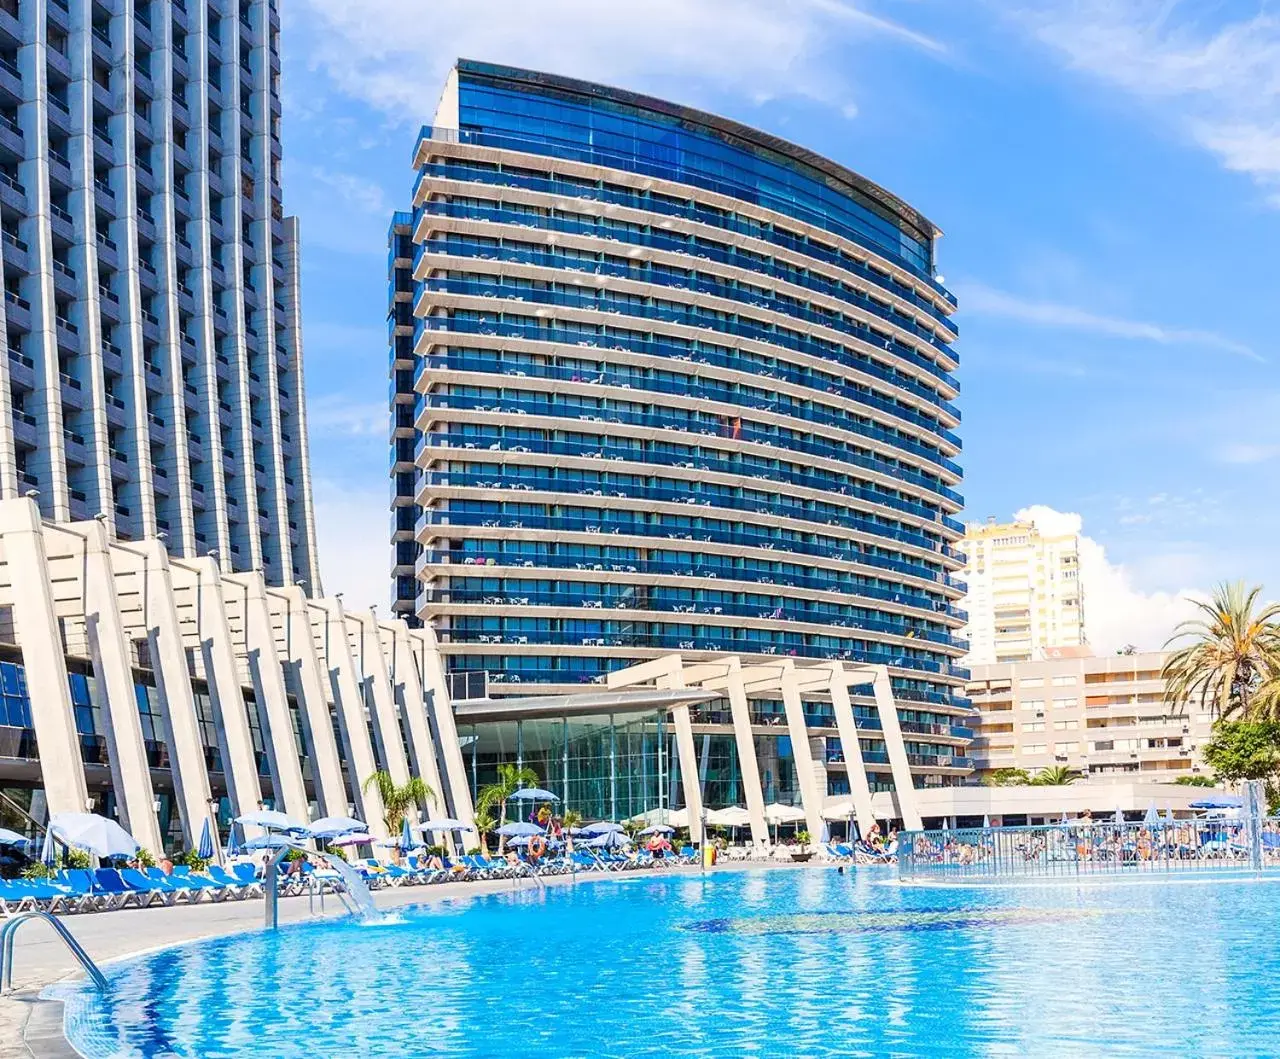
left=1162, top=581, right=1280, bottom=720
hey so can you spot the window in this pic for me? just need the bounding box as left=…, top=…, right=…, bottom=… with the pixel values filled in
left=1052, top=697, right=1078, bottom=709
left=1054, top=742, right=1078, bottom=754
left=1024, top=743, right=1046, bottom=754
left=1022, top=721, right=1045, bottom=733
left=1053, top=720, right=1078, bottom=731
left=1051, top=674, right=1077, bottom=686
left=1020, top=677, right=1044, bottom=688
left=1021, top=699, right=1044, bottom=711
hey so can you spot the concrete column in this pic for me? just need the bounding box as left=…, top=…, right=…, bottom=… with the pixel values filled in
left=705, top=661, right=768, bottom=846
left=178, top=560, right=262, bottom=820
left=778, top=667, right=826, bottom=843
left=270, top=586, right=347, bottom=819
left=386, top=624, right=446, bottom=817
left=607, top=655, right=702, bottom=843
left=137, top=540, right=214, bottom=851
left=0, top=499, right=87, bottom=816
left=412, top=627, right=475, bottom=828
left=266, top=583, right=348, bottom=814
left=226, top=573, right=309, bottom=823
left=826, top=664, right=877, bottom=838
left=871, top=666, right=923, bottom=830
left=351, top=611, right=410, bottom=785
left=72, top=520, right=163, bottom=853
left=313, top=599, right=387, bottom=836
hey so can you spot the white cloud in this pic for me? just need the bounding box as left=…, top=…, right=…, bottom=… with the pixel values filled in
left=1014, top=504, right=1203, bottom=653
left=294, top=0, right=945, bottom=123
left=955, top=281, right=1263, bottom=361
left=313, top=479, right=392, bottom=608
left=307, top=167, right=391, bottom=215
left=1216, top=443, right=1280, bottom=465
left=1010, top=1, right=1280, bottom=202
left=307, top=394, right=388, bottom=436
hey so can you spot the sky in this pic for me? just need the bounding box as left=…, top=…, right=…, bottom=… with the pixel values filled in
left=278, top=0, right=1280, bottom=652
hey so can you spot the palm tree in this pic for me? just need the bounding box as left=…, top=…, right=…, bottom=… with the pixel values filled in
left=562, top=808, right=583, bottom=853
left=476, top=763, right=539, bottom=849
left=472, top=804, right=497, bottom=857
left=1163, top=582, right=1280, bottom=720
left=362, top=771, right=435, bottom=835
left=1028, top=765, right=1079, bottom=786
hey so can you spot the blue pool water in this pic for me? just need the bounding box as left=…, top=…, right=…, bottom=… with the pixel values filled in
left=59, top=868, right=1280, bottom=1057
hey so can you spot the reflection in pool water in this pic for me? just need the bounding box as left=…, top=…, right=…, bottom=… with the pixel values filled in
left=59, top=868, right=1280, bottom=1057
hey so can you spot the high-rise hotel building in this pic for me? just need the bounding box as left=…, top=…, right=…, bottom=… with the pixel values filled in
left=391, top=62, right=967, bottom=732
left=0, top=0, right=318, bottom=588
left=958, top=517, right=1085, bottom=665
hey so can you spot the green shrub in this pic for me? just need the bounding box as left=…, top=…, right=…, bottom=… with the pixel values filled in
left=178, top=849, right=209, bottom=872
left=65, top=849, right=91, bottom=869
left=135, top=847, right=157, bottom=868
left=21, top=862, right=52, bottom=880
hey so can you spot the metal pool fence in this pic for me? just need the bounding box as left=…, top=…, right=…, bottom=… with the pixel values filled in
left=900, top=787, right=1278, bottom=882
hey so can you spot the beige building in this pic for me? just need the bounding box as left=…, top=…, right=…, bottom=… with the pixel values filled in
left=967, top=651, right=1216, bottom=783
left=958, top=518, right=1084, bottom=665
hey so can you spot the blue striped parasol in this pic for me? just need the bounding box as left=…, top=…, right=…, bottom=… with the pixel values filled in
left=40, top=825, right=57, bottom=868
left=227, top=821, right=243, bottom=858
left=197, top=817, right=215, bottom=860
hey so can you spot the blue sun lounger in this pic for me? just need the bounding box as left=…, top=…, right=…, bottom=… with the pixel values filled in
left=208, top=865, right=261, bottom=898
left=117, top=868, right=183, bottom=905
left=170, top=865, right=231, bottom=899
left=93, top=868, right=154, bottom=909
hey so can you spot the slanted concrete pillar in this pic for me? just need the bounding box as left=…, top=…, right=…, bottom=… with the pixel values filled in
left=0, top=499, right=88, bottom=816
left=386, top=623, right=447, bottom=829
left=700, top=660, right=768, bottom=847
left=313, top=599, right=386, bottom=836
left=73, top=520, right=163, bottom=853
left=176, top=560, right=262, bottom=820
left=608, top=654, right=703, bottom=844
left=269, top=586, right=348, bottom=819
left=872, top=665, right=923, bottom=830
left=778, top=666, right=826, bottom=843
left=225, top=573, right=308, bottom=822
left=350, top=611, right=410, bottom=786
left=137, top=540, right=214, bottom=851
left=412, top=626, right=474, bottom=828
left=826, top=663, right=877, bottom=838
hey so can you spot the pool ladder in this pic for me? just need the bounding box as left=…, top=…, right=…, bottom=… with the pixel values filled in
left=0, top=910, right=107, bottom=995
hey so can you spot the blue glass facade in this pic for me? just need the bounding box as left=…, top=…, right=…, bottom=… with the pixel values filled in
left=391, top=62, right=967, bottom=735
left=0, top=649, right=331, bottom=847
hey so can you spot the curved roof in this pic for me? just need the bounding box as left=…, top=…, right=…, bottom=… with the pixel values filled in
left=455, top=59, right=940, bottom=246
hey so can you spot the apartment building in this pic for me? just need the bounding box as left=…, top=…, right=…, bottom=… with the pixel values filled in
left=967, top=651, right=1215, bottom=782
left=0, top=0, right=319, bottom=588
left=959, top=517, right=1083, bottom=665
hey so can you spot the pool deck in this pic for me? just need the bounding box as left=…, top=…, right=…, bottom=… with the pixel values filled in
left=0, top=863, right=785, bottom=1057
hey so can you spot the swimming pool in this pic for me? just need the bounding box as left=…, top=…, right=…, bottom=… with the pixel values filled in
left=58, top=868, right=1280, bottom=1056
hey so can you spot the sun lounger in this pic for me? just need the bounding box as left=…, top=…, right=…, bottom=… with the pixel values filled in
left=0, top=879, right=41, bottom=915
left=207, top=865, right=259, bottom=898
left=118, top=868, right=185, bottom=905
left=53, top=869, right=102, bottom=913
left=144, top=867, right=206, bottom=902
left=171, top=865, right=233, bottom=900
left=93, top=868, right=155, bottom=909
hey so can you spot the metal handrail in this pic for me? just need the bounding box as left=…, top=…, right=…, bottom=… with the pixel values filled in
left=0, top=910, right=107, bottom=994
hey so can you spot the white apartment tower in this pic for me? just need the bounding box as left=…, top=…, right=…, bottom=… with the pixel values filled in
left=0, top=0, right=319, bottom=589
left=959, top=517, right=1084, bottom=665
